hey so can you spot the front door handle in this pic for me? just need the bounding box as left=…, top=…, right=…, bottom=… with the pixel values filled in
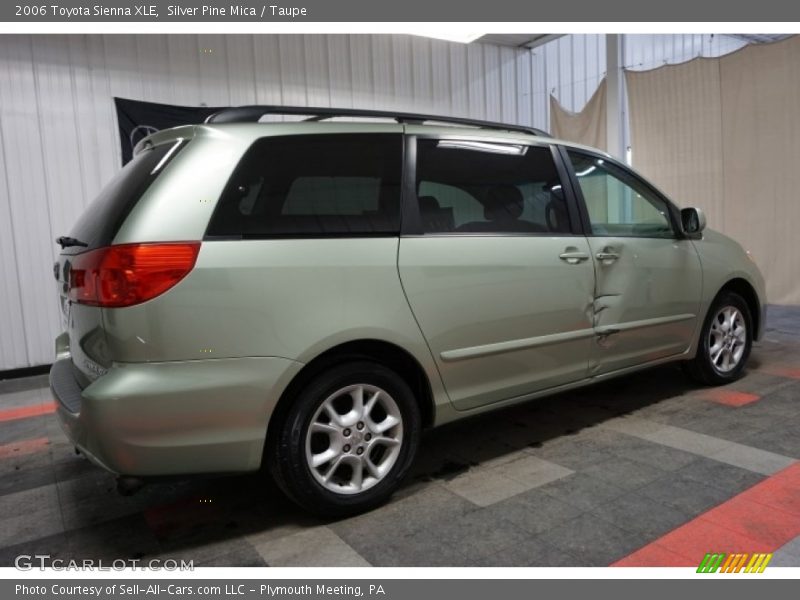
left=596, top=251, right=620, bottom=262
left=559, top=251, right=590, bottom=265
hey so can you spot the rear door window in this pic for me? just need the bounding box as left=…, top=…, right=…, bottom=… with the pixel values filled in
left=207, top=134, right=402, bottom=237
left=414, top=139, right=571, bottom=234
left=67, top=141, right=182, bottom=251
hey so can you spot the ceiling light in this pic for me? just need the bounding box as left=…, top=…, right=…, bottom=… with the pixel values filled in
left=410, top=32, right=485, bottom=44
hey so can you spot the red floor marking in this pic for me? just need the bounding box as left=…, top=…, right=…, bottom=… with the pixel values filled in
left=701, top=497, right=800, bottom=548
left=613, top=462, right=800, bottom=567
left=770, top=367, right=800, bottom=379
left=615, top=520, right=773, bottom=567
left=0, top=436, right=50, bottom=460
left=703, top=389, right=760, bottom=407
left=0, top=402, right=57, bottom=422
left=736, top=465, right=800, bottom=517
left=144, top=495, right=222, bottom=538
left=612, top=543, right=691, bottom=567
left=758, top=365, right=800, bottom=380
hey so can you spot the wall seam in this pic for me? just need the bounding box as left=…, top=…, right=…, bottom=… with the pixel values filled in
left=0, top=115, right=31, bottom=367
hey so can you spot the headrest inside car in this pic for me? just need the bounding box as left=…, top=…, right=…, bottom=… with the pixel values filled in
left=484, top=185, right=524, bottom=222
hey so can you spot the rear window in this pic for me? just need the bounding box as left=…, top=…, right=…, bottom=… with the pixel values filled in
left=206, top=134, right=402, bottom=238
left=67, top=141, right=182, bottom=251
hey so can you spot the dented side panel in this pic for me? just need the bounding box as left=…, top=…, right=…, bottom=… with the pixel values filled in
left=398, top=236, right=596, bottom=411
left=586, top=236, right=703, bottom=375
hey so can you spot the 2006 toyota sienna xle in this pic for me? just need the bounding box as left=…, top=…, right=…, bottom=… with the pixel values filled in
left=50, top=106, right=766, bottom=516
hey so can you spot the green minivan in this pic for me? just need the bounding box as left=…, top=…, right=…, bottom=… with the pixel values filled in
left=50, top=107, right=766, bottom=515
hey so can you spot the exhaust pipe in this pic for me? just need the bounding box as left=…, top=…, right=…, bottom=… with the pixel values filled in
left=117, top=476, right=145, bottom=496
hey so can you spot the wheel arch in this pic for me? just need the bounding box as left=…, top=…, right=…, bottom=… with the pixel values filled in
left=717, top=277, right=762, bottom=338
left=265, top=339, right=436, bottom=463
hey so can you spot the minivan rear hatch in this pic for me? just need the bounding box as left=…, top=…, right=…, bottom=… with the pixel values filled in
left=54, top=137, right=187, bottom=387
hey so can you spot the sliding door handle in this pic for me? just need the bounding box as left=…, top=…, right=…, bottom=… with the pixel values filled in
left=559, top=251, right=590, bottom=264
left=596, top=251, right=620, bottom=262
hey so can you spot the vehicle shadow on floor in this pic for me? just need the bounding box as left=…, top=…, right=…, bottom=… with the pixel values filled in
left=51, top=360, right=713, bottom=563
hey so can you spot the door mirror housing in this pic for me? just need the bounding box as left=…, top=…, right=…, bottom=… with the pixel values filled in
left=681, top=207, right=706, bottom=237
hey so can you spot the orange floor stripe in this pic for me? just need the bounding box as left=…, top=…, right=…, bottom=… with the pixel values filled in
left=703, top=389, right=760, bottom=407
left=613, top=462, right=800, bottom=567
left=0, top=436, right=50, bottom=459
left=774, top=367, right=800, bottom=379
left=757, top=365, right=800, bottom=380
left=0, top=402, right=57, bottom=422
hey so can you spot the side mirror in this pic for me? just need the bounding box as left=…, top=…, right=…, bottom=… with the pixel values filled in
left=681, top=207, right=706, bottom=236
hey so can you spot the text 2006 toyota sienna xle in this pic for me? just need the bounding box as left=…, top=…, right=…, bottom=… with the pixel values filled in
left=50, top=106, right=766, bottom=516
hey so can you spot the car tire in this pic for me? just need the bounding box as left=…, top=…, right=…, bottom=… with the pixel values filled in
left=268, top=361, right=421, bottom=517
left=684, top=291, right=753, bottom=386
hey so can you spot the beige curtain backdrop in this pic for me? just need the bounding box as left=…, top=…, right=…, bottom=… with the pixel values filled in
left=550, top=79, right=607, bottom=151
left=627, top=36, right=800, bottom=305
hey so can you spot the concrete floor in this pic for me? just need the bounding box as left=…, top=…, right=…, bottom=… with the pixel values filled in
left=0, top=306, right=798, bottom=567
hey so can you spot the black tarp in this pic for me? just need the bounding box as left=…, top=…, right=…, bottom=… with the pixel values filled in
left=113, top=97, right=222, bottom=164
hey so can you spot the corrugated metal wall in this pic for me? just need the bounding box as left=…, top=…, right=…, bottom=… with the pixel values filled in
left=0, top=33, right=756, bottom=370
left=531, top=34, right=606, bottom=130
left=624, top=34, right=747, bottom=71
left=0, top=34, right=538, bottom=370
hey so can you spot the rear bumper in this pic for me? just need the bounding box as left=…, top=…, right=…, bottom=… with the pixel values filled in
left=50, top=355, right=303, bottom=477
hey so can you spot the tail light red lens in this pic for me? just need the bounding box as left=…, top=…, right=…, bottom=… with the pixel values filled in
left=67, top=243, right=200, bottom=308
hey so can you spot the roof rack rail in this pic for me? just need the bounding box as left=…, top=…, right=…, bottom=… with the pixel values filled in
left=204, top=105, right=550, bottom=138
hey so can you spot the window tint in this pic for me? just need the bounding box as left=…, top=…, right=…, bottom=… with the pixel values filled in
left=67, top=141, right=182, bottom=251
left=567, top=151, right=674, bottom=238
left=415, top=139, right=570, bottom=234
left=207, top=134, right=402, bottom=237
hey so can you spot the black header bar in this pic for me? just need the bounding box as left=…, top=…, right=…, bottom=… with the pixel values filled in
left=3, top=0, right=800, bottom=22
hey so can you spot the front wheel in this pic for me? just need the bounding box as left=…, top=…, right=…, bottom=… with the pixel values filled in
left=684, top=291, right=753, bottom=385
left=269, top=361, right=421, bottom=517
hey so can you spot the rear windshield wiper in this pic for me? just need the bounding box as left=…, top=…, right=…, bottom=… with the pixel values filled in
left=56, top=236, right=88, bottom=249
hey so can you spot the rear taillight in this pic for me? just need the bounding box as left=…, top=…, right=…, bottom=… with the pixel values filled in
left=67, top=243, right=200, bottom=308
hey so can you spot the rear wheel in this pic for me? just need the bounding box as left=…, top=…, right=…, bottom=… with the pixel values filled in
left=684, top=291, right=752, bottom=385
left=269, top=361, right=421, bottom=517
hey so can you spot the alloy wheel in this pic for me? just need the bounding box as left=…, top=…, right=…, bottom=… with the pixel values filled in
left=304, top=384, right=403, bottom=495
left=708, top=305, right=747, bottom=373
